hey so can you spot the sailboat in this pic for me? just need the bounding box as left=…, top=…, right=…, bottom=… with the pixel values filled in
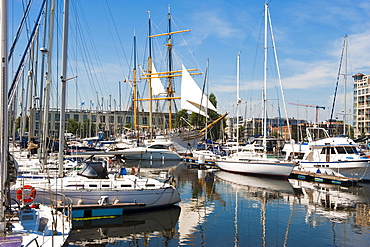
left=136, top=9, right=225, bottom=155
left=12, top=3, right=181, bottom=219
left=216, top=3, right=295, bottom=178
left=0, top=0, right=71, bottom=245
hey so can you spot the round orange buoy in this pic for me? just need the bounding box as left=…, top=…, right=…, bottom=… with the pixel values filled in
left=16, top=185, right=37, bottom=203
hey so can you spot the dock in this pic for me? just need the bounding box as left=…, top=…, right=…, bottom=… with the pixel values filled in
left=56, top=202, right=146, bottom=220
left=289, top=170, right=362, bottom=186
left=182, top=156, right=217, bottom=167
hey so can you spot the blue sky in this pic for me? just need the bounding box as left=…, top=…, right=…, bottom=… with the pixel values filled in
left=10, top=0, right=370, bottom=124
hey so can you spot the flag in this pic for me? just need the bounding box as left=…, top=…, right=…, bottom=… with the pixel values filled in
left=81, top=101, right=85, bottom=106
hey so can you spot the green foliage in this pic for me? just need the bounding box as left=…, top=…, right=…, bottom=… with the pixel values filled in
left=175, top=109, right=189, bottom=127
left=67, top=119, right=80, bottom=135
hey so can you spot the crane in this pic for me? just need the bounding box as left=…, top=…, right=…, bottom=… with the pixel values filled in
left=289, top=103, right=326, bottom=124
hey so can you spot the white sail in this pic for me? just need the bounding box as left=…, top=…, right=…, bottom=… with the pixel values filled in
left=151, top=62, right=166, bottom=96
left=181, top=64, right=217, bottom=117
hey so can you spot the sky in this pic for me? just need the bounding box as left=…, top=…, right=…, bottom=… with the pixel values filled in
left=9, top=0, right=370, bottom=124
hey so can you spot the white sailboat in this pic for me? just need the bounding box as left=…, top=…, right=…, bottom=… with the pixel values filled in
left=1, top=1, right=71, bottom=245
left=13, top=160, right=181, bottom=219
left=216, top=3, right=295, bottom=178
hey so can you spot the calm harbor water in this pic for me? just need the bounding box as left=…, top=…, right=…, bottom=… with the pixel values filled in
left=66, top=161, right=370, bottom=246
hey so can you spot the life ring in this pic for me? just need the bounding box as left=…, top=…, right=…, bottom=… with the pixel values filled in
left=16, top=185, right=37, bottom=203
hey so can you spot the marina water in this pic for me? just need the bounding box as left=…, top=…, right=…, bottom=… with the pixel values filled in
left=65, top=161, right=370, bottom=246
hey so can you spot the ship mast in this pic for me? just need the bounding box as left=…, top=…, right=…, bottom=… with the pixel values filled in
left=147, top=11, right=153, bottom=141
left=140, top=7, right=194, bottom=131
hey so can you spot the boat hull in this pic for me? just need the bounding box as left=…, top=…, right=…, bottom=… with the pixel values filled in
left=299, top=160, right=370, bottom=181
left=11, top=174, right=181, bottom=219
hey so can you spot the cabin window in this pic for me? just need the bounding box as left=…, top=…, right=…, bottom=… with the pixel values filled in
left=120, top=184, right=131, bottom=188
left=102, top=184, right=110, bottom=188
left=88, top=184, right=98, bottom=188
left=320, top=147, right=336, bottom=154
left=145, top=184, right=155, bottom=187
left=336, top=147, right=346, bottom=154
left=344, top=146, right=355, bottom=154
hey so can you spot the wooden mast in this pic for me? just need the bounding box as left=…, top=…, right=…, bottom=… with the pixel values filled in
left=147, top=11, right=153, bottom=141
left=167, top=6, right=174, bottom=131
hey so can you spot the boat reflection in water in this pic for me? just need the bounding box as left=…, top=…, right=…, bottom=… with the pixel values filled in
left=66, top=206, right=181, bottom=246
left=286, top=179, right=370, bottom=224
left=214, top=170, right=296, bottom=247
left=214, top=170, right=295, bottom=194
left=213, top=170, right=370, bottom=246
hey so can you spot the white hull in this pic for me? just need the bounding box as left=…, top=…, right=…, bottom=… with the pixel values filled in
left=300, top=160, right=370, bottom=181
left=216, top=159, right=295, bottom=178
left=12, top=173, right=181, bottom=218
left=283, top=127, right=370, bottom=181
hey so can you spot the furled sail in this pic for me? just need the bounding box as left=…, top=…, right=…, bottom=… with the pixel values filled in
left=151, top=62, right=166, bottom=96
left=181, top=64, right=217, bottom=117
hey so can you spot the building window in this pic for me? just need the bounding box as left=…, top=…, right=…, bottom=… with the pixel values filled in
left=74, top=114, right=79, bottom=121
left=35, top=112, right=40, bottom=121
left=83, top=115, right=88, bottom=121
left=110, top=116, right=114, bottom=123
left=100, top=116, right=105, bottom=122
left=143, top=117, right=147, bottom=125
left=66, top=114, right=70, bottom=120
left=55, top=113, right=60, bottom=121
left=126, top=116, right=131, bottom=124
left=118, top=116, right=122, bottom=124
left=92, top=115, right=96, bottom=122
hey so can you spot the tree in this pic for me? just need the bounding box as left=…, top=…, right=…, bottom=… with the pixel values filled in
left=67, top=119, right=80, bottom=135
left=175, top=109, right=189, bottom=128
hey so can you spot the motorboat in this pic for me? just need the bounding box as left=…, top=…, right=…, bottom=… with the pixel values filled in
left=282, top=127, right=370, bottom=181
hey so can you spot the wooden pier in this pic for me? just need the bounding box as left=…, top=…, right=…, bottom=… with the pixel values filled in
left=289, top=170, right=362, bottom=186
left=181, top=156, right=217, bottom=168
